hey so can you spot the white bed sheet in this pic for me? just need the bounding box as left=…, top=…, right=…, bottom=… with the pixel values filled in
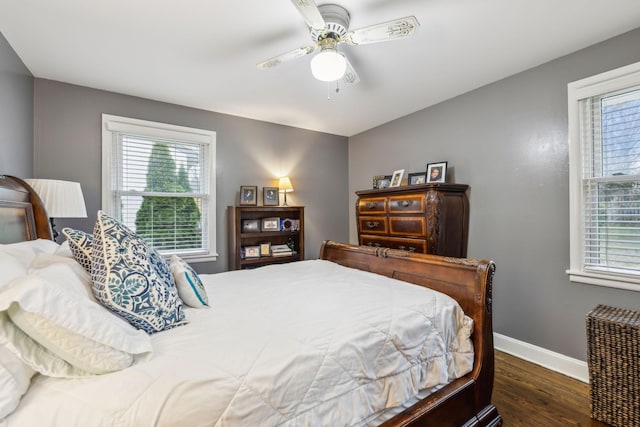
left=4, top=259, right=473, bottom=427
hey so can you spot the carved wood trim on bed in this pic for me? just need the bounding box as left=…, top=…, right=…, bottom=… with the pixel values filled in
left=319, top=241, right=502, bottom=427
left=0, top=175, right=53, bottom=242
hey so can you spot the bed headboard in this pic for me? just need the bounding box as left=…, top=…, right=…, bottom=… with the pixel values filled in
left=0, top=175, right=53, bottom=243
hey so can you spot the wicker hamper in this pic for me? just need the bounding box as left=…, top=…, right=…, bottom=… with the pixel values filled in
left=586, top=304, right=640, bottom=427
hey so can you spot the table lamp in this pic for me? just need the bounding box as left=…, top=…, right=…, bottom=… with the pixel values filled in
left=25, top=179, right=88, bottom=242
left=278, top=177, right=294, bottom=206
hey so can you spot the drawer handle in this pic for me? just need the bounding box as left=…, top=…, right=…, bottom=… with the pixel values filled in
left=398, top=245, right=406, bottom=250
left=400, top=200, right=414, bottom=208
left=366, top=202, right=377, bottom=209
left=366, top=221, right=380, bottom=229
left=408, top=247, right=416, bottom=253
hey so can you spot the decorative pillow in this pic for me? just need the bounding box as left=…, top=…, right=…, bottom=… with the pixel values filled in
left=0, top=262, right=153, bottom=377
left=91, top=211, right=186, bottom=334
left=0, top=345, right=35, bottom=419
left=62, top=228, right=93, bottom=273
left=170, top=255, right=209, bottom=308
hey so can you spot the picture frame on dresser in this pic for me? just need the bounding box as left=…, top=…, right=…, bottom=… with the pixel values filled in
left=426, top=162, right=447, bottom=183
left=390, top=169, right=405, bottom=187
left=239, top=185, right=258, bottom=206
left=373, top=175, right=392, bottom=189
left=408, top=172, right=426, bottom=185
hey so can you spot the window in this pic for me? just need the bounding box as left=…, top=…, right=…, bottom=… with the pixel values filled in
left=568, top=62, right=640, bottom=290
left=102, top=114, right=217, bottom=261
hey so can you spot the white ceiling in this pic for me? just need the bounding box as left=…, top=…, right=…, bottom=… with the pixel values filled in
left=2, top=1, right=640, bottom=137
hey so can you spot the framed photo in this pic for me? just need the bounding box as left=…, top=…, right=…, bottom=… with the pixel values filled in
left=261, top=217, right=280, bottom=231
left=390, top=169, right=405, bottom=187
left=408, top=172, right=426, bottom=185
left=373, top=175, right=392, bottom=189
left=241, top=219, right=260, bottom=233
left=244, top=245, right=260, bottom=258
left=259, top=242, right=271, bottom=256
left=426, top=162, right=447, bottom=183
left=263, top=187, right=279, bottom=206
left=239, top=185, right=257, bottom=206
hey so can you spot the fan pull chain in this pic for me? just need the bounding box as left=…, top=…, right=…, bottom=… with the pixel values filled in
left=327, top=81, right=340, bottom=100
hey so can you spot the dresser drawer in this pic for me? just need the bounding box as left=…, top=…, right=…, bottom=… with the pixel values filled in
left=388, top=216, right=426, bottom=237
left=358, top=197, right=387, bottom=214
left=388, top=194, right=424, bottom=214
left=360, top=235, right=427, bottom=253
left=358, top=216, right=388, bottom=234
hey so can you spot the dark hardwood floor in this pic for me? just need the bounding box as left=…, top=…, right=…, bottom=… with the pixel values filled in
left=493, top=350, right=611, bottom=426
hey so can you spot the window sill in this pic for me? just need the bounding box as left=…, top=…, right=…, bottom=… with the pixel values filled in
left=162, top=252, right=218, bottom=263
left=566, top=269, right=640, bottom=292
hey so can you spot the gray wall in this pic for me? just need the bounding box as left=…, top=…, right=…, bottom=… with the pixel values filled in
left=33, top=79, right=349, bottom=273
left=348, top=28, right=640, bottom=361
left=0, top=33, right=33, bottom=177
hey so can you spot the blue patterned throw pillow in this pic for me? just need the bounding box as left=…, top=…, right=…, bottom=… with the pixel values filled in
left=62, top=228, right=93, bottom=273
left=91, top=211, right=186, bottom=334
left=170, top=255, right=209, bottom=308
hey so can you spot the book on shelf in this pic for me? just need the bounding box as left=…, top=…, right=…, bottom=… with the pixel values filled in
left=272, top=251, right=293, bottom=257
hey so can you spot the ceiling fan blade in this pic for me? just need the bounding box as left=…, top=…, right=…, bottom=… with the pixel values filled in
left=257, top=45, right=317, bottom=69
left=344, top=16, right=419, bottom=46
left=343, top=55, right=360, bottom=85
left=290, top=0, right=326, bottom=32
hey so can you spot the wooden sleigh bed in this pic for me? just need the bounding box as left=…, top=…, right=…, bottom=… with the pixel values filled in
left=0, top=174, right=501, bottom=426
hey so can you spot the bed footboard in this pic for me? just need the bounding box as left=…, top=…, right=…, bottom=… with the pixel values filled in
left=319, top=240, right=501, bottom=427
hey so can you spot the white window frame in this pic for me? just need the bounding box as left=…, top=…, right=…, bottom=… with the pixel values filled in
left=567, top=61, right=640, bottom=291
left=101, top=114, right=217, bottom=262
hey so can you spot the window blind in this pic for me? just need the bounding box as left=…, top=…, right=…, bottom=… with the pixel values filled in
left=579, top=86, right=640, bottom=276
left=114, top=133, right=209, bottom=255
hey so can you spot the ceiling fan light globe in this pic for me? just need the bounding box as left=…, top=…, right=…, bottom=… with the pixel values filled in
left=311, top=50, right=347, bottom=82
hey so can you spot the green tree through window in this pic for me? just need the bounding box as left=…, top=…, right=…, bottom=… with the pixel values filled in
left=135, top=143, right=202, bottom=250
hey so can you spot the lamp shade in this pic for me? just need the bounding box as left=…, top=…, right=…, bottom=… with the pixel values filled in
left=25, top=179, right=88, bottom=218
left=310, top=50, right=347, bottom=82
left=278, top=177, right=294, bottom=193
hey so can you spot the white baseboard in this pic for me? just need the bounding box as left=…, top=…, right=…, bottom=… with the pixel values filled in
left=494, top=333, right=589, bottom=383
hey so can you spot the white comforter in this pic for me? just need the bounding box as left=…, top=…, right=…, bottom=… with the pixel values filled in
left=5, top=260, right=473, bottom=426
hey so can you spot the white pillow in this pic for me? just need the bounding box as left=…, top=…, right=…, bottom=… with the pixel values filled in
left=0, top=345, right=35, bottom=419
left=54, top=240, right=74, bottom=258
left=170, top=255, right=210, bottom=308
left=0, top=239, right=59, bottom=282
left=0, top=262, right=153, bottom=378
left=0, top=253, right=28, bottom=290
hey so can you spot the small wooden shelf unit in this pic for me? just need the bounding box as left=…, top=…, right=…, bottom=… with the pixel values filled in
left=227, top=205, right=304, bottom=270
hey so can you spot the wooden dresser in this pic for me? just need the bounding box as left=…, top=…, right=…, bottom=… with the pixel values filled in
left=356, top=183, right=469, bottom=257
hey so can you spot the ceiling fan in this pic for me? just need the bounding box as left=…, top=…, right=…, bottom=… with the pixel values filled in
left=257, top=1, right=420, bottom=85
